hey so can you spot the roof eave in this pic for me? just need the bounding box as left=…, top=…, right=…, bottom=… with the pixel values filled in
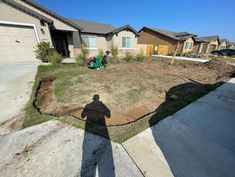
left=21, top=0, right=82, bottom=30
left=141, top=27, right=179, bottom=41
left=110, top=25, right=140, bottom=36
left=3, top=0, right=53, bottom=24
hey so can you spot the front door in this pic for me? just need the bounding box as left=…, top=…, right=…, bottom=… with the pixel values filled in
left=53, top=36, right=68, bottom=57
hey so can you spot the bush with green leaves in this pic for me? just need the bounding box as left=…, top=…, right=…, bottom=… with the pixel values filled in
left=35, top=42, right=54, bottom=62
left=111, top=45, right=119, bottom=60
left=98, top=49, right=104, bottom=58
left=81, top=44, right=89, bottom=58
left=48, top=51, right=62, bottom=65
left=75, top=45, right=89, bottom=66
left=136, top=49, right=145, bottom=61
left=124, top=51, right=135, bottom=62
left=76, top=53, right=86, bottom=66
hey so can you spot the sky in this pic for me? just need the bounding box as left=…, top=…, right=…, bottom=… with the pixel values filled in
left=35, top=0, right=235, bottom=41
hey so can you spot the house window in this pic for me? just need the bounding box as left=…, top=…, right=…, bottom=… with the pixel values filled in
left=81, top=36, right=97, bottom=48
left=185, top=42, right=193, bottom=50
left=122, top=37, right=131, bottom=48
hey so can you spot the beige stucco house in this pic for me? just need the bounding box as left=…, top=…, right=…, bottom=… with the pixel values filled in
left=218, top=39, right=230, bottom=50
left=201, top=36, right=220, bottom=54
left=0, top=0, right=139, bottom=63
left=0, top=0, right=83, bottom=63
left=228, top=42, right=235, bottom=49
left=70, top=19, right=139, bottom=57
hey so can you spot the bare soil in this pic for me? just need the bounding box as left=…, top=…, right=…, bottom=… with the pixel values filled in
left=34, top=59, right=235, bottom=126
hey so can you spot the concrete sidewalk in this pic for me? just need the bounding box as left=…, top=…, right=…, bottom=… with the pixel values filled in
left=153, top=54, right=209, bottom=63
left=123, top=78, right=235, bottom=177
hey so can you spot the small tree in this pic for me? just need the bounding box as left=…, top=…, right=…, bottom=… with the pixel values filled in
left=35, top=42, right=54, bottom=62
left=111, top=45, right=119, bottom=61
left=171, top=42, right=180, bottom=65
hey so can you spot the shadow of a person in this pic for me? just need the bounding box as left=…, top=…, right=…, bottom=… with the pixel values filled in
left=148, top=81, right=225, bottom=177
left=80, top=94, right=115, bottom=177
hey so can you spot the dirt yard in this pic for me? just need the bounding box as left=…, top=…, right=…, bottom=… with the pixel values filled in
left=33, top=58, right=235, bottom=128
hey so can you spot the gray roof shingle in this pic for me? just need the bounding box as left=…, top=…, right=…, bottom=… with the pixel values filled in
left=109, top=25, right=139, bottom=36
left=69, top=19, right=116, bottom=34
left=141, top=27, right=195, bottom=41
left=69, top=19, right=139, bottom=36
left=201, top=36, right=219, bottom=42
left=194, top=36, right=209, bottom=43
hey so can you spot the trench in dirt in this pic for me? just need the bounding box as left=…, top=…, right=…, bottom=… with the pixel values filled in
left=33, top=76, right=164, bottom=126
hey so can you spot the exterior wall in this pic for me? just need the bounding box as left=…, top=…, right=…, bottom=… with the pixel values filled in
left=193, top=42, right=201, bottom=53
left=200, top=43, right=208, bottom=54
left=182, top=37, right=194, bottom=53
left=112, top=30, right=138, bottom=56
left=16, top=0, right=78, bottom=31
left=138, top=29, right=177, bottom=55
left=0, top=2, right=52, bottom=44
left=177, top=42, right=184, bottom=55
left=229, top=45, right=235, bottom=49
left=80, top=30, right=138, bottom=57
left=209, top=39, right=219, bottom=51
left=67, top=33, right=75, bottom=57
left=10, top=0, right=81, bottom=58
left=81, top=33, right=108, bottom=57
left=137, top=44, right=147, bottom=55
left=219, top=41, right=227, bottom=50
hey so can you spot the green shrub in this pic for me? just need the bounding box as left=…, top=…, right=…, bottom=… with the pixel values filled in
left=124, top=51, right=134, bottom=62
left=75, top=45, right=88, bottom=66
left=48, top=51, right=62, bottom=65
left=76, top=53, right=86, bottom=66
left=98, top=49, right=104, bottom=58
left=111, top=45, right=119, bottom=59
left=136, top=49, right=145, bottom=61
left=35, top=42, right=54, bottom=62
left=81, top=44, right=89, bottom=58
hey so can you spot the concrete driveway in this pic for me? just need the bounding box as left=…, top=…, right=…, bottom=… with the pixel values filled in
left=0, top=62, right=39, bottom=129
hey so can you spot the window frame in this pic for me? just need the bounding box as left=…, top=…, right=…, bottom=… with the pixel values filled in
left=122, top=37, right=131, bottom=48
left=185, top=41, right=193, bottom=50
left=81, top=35, right=97, bottom=49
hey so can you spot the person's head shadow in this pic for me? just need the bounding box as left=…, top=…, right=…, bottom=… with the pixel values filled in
left=80, top=94, right=115, bottom=177
left=81, top=94, right=111, bottom=126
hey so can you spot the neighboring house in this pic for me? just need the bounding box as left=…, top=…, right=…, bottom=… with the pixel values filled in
left=228, top=42, right=235, bottom=49
left=69, top=19, right=139, bottom=57
left=200, top=36, right=220, bottom=54
left=0, top=0, right=82, bottom=63
left=193, top=37, right=209, bottom=54
left=138, top=27, right=203, bottom=56
left=219, top=39, right=230, bottom=50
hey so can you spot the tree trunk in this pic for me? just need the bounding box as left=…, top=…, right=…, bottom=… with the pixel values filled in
left=171, top=42, right=180, bottom=65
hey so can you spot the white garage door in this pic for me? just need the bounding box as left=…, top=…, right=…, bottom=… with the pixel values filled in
left=0, top=24, right=38, bottom=63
